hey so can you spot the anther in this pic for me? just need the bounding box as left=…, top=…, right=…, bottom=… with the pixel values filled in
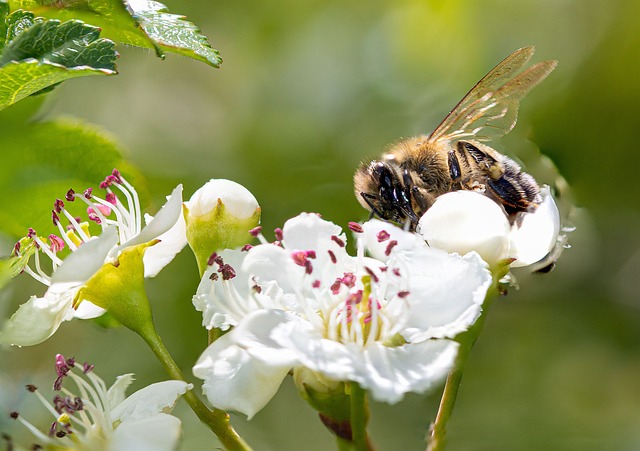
left=348, top=222, right=364, bottom=233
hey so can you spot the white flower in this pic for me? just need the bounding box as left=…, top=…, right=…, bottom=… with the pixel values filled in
left=192, top=213, right=492, bottom=418
left=10, top=354, right=191, bottom=451
left=0, top=170, right=186, bottom=346
left=418, top=186, right=561, bottom=268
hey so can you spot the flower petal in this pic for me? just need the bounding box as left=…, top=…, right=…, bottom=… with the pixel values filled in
left=72, top=300, right=106, bottom=319
left=193, top=326, right=291, bottom=419
left=142, top=210, right=187, bottom=278
left=355, top=340, right=458, bottom=404
left=116, top=185, right=184, bottom=254
left=111, top=413, right=182, bottom=451
left=111, top=380, right=192, bottom=422
left=186, top=179, right=258, bottom=219
left=0, top=292, right=73, bottom=346
left=361, top=219, right=424, bottom=261
left=107, top=373, right=135, bottom=410
left=389, top=248, right=491, bottom=341
left=509, top=186, right=560, bottom=267
left=418, top=191, right=511, bottom=266
left=52, top=227, right=118, bottom=285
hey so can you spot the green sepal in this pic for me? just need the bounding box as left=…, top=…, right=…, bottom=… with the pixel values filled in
left=184, top=201, right=261, bottom=276
left=293, top=368, right=351, bottom=422
left=75, top=240, right=156, bottom=336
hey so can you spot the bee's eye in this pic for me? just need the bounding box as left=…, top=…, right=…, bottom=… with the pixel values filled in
left=371, top=162, right=395, bottom=191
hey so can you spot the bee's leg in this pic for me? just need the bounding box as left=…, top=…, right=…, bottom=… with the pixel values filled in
left=486, top=177, right=530, bottom=214
left=360, top=192, right=386, bottom=219
left=457, top=141, right=503, bottom=179
left=447, top=149, right=462, bottom=187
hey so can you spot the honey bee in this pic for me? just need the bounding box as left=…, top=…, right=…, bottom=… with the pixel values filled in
left=354, top=46, right=557, bottom=228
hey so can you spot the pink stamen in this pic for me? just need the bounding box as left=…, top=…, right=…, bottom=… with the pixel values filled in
left=65, top=189, right=75, bottom=202
left=105, top=192, right=118, bottom=206
left=376, top=230, right=390, bottom=242
left=249, top=226, right=263, bottom=237
left=86, top=208, right=102, bottom=224
left=53, top=199, right=64, bottom=214
left=241, top=244, right=253, bottom=252
left=328, top=250, right=337, bottom=264
left=274, top=228, right=283, bottom=241
left=312, top=280, right=321, bottom=288
left=364, top=266, right=379, bottom=283
left=83, top=188, right=93, bottom=199
left=48, top=235, right=65, bottom=253
left=385, top=240, right=398, bottom=256
left=331, top=235, right=345, bottom=247
left=291, top=251, right=308, bottom=267
left=348, top=222, right=364, bottom=233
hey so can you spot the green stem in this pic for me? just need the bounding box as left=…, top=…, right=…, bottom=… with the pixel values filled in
left=139, top=324, right=252, bottom=451
left=426, top=271, right=505, bottom=451
left=349, top=382, right=370, bottom=451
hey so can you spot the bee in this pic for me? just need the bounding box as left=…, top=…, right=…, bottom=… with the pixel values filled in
left=354, top=46, right=557, bottom=228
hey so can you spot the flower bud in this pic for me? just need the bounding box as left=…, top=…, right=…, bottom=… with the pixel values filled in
left=418, top=191, right=511, bottom=266
left=184, top=180, right=261, bottom=275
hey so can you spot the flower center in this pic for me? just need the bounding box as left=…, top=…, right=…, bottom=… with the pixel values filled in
left=327, top=273, right=384, bottom=347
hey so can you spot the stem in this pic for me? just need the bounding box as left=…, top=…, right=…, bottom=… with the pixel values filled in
left=427, top=340, right=473, bottom=451
left=349, top=383, right=370, bottom=451
left=426, top=271, right=504, bottom=451
left=139, top=324, right=252, bottom=451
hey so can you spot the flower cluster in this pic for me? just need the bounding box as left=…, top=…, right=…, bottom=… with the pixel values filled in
left=192, top=213, right=494, bottom=418
left=0, top=170, right=186, bottom=346
left=7, top=354, right=191, bottom=451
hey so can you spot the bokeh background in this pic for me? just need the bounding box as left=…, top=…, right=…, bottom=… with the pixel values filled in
left=2, top=0, right=640, bottom=449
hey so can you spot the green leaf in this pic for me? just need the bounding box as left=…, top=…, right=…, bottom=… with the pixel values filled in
left=0, top=11, right=117, bottom=110
left=7, top=0, right=222, bottom=67
left=125, top=0, right=221, bottom=67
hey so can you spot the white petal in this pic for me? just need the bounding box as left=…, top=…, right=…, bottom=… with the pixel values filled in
left=72, top=300, right=106, bottom=319
left=360, top=219, right=424, bottom=261
left=243, top=245, right=303, bottom=294
left=111, top=413, right=181, bottom=451
left=281, top=213, right=342, bottom=251
left=509, top=186, right=560, bottom=267
left=270, top=319, right=359, bottom=382
left=107, top=374, right=135, bottom=410
left=281, top=213, right=351, bottom=278
left=52, top=227, right=118, bottom=284
left=389, top=248, right=491, bottom=340
left=418, top=191, right=511, bottom=266
left=193, top=329, right=290, bottom=419
left=115, top=185, right=184, bottom=254
left=142, top=209, right=187, bottom=278
left=354, top=340, right=458, bottom=404
left=111, top=380, right=192, bottom=422
left=186, top=179, right=258, bottom=219
left=232, top=310, right=300, bottom=366
left=0, top=292, right=73, bottom=346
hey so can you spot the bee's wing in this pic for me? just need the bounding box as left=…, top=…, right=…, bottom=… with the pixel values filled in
left=427, top=46, right=557, bottom=144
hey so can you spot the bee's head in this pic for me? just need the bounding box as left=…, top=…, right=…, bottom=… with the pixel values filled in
left=354, top=160, right=418, bottom=225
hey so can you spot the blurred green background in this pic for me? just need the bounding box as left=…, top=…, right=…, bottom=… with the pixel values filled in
left=2, top=0, right=640, bottom=449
